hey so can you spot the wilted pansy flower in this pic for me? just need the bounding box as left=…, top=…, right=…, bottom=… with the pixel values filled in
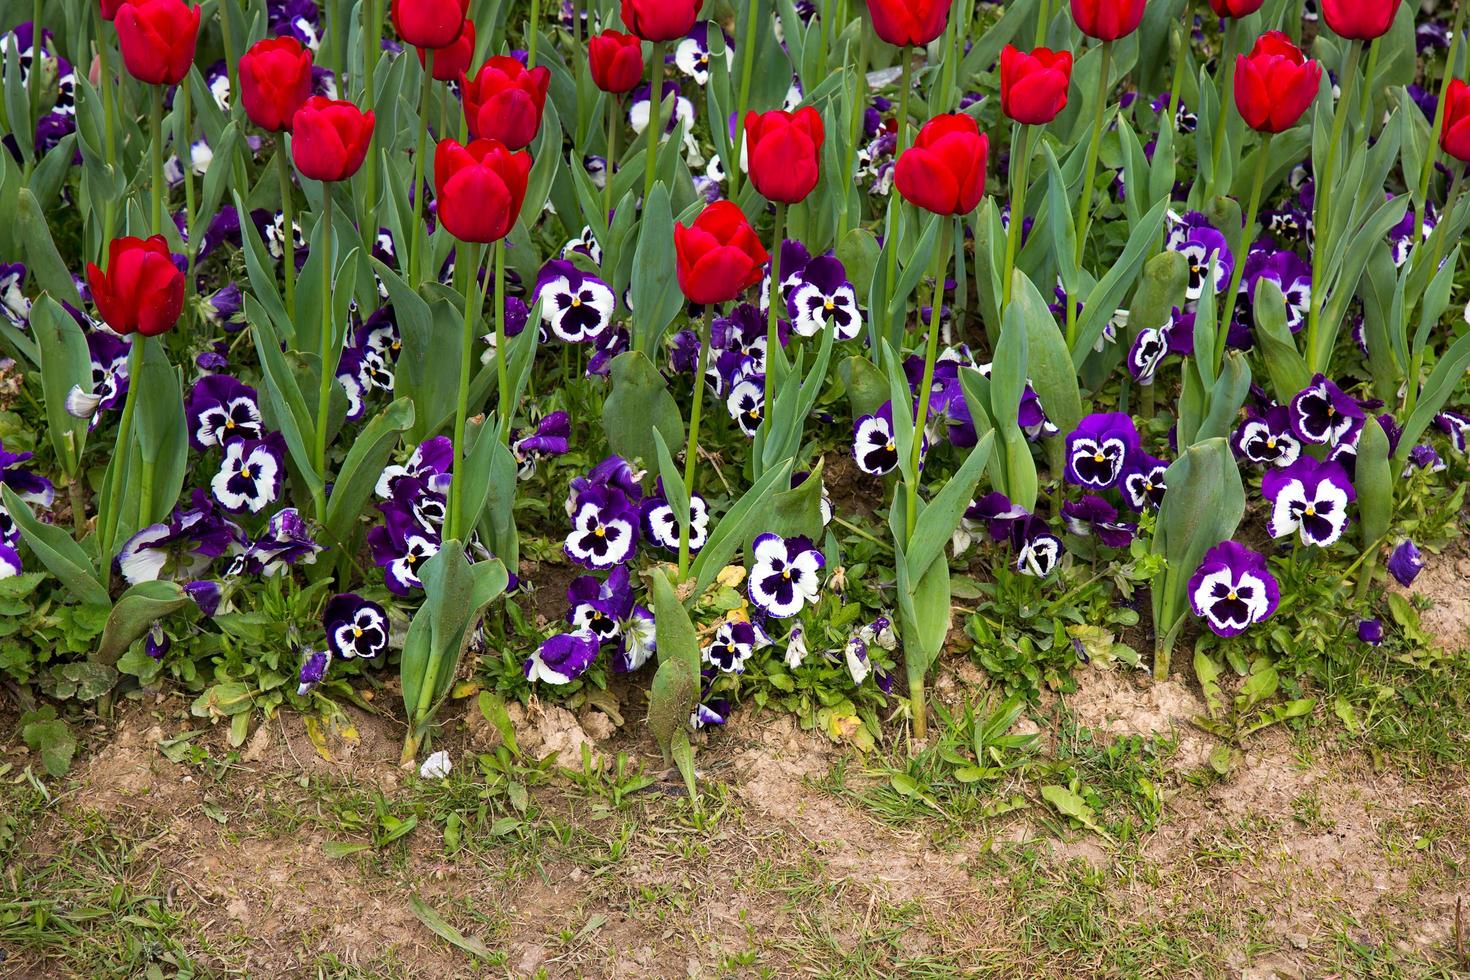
left=748, top=533, right=824, bottom=619
left=186, top=375, right=264, bottom=451
left=1433, top=411, right=1468, bottom=454
left=533, top=260, right=616, bottom=343
left=1288, top=375, right=1363, bottom=445
left=1357, top=618, right=1384, bottom=646
left=1065, top=413, right=1139, bottom=490
left=1232, top=404, right=1302, bottom=468
left=145, top=624, right=170, bottom=660
left=368, top=508, right=440, bottom=595
left=1011, top=515, right=1063, bottom=578
left=234, top=508, right=323, bottom=575
left=845, top=633, right=870, bottom=685
left=1405, top=443, right=1446, bottom=474
left=0, top=263, right=30, bottom=328
left=212, top=433, right=287, bottom=514
left=673, top=24, right=731, bottom=86
left=183, top=580, right=222, bottom=617
left=0, top=440, right=53, bottom=506
left=1387, top=539, right=1424, bottom=587
left=297, top=648, right=329, bottom=696
left=67, top=333, right=131, bottom=429
left=565, top=485, right=639, bottom=569
left=640, top=489, right=710, bottom=552
left=1188, top=541, right=1280, bottom=637
left=527, top=630, right=600, bottom=685
left=513, top=411, right=572, bottom=477
left=702, top=620, right=757, bottom=673
left=1262, top=456, right=1355, bottom=547
left=1062, top=496, right=1136, bottom=548
left=117, top=490, right=243, bottom=584
left=783, top=622, right=808, bottom=669
left=324, top=593, right=389, bottom=660
left=376, top=435, right=453, bottom=498
left=787, top=256, right=862, bottom=340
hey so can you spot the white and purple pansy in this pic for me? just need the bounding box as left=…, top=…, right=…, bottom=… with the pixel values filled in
left=1231, top=404, right=1302, bottom=468
left=1288, top=374, right=1363, bottom=446
left=629, top=80, right=696, bottom=143
left=324, top=592, right=390, bottom=660
left=761, top=239, right=812, bottom=315
left=1010, top=515, right=1063, bottom=578
left=211, top=432, right=287, bottom=514
left=566, top=455, right=643, bottom=514
left=367, top=508, right=440, bottom=595
left=726, top=370, right=766, bottom=437
left=231, top=508, right=323, bottom=576
left=1261, top=456, right=1356, bottom=547
left=853, top=401, right=906, bottom=476
left=1187, top=540, right=1280, bottom=637
left=0, top=543, right=21, bottom=578
left=186, top=375, right=264, bottom=451
left=618, top=605, right=657, bottom=672
left=297, top=648, right=329, bottom=696
left=673, top=23, right=732, bottom=85
left=513, top=411, right=572, bottom=477
left=1125, top=308, right=1192, bottom=385
left=117, top=489, right=244, bottom=584
left=533, top=259, right=616, bottom=343
left=640, top=490, right=710, bottom=552
left=66, top=333, right=131, bottom=429
left=1168, top=219, right=1233, bottom=300
left=748, top=532, right=824, bottom=619
left=1064, top=413, right=1139, bottom=490
left=0, top=440, right=53, bottom=506
left=1237, top=249, right=1311, bottom=338
left=525, top=629, right=600, bottom=685
left=787, top=255, right=862, bottom=340
left=702, top=620, right=757, bottom=673
left=1119, top=449, right=1168, bottom=511
left=564, top=485, right=639, bottom=569
left=1433, top=411, right=1468, bottom=454
left=382, top=475, right=448, bottom=536
left=376, top=435, right=453, bottom=498
left=0, top=262, right=30, bottom=328
left=1061, top=496, right=1137, bottom=548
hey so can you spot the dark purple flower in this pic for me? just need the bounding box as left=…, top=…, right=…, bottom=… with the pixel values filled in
left=186, top=375, right=264, bottom=451
left=1169, top=221, right=1233, bottom=300
left=513, top=411, right=571, bottom=475
left=1434, top=411, right=1469, bottom=454
left=533, top=260, right=616, bottom=343
left=324, top=593, right=389, bottom=660
left=1406, top=443, right=1446, bottom=473
left=854, top=401, right=910, bottom=476
left=1188, top=541, right=1279, bottom=637
left=367, top=507, right=440, bottom=595
left=0, top=440, right=52, bottom=506
left=297, top=648, right=329, bottom=695
left=702, top=620, right=756, bottom=673
left=966, top=492, right=1030, bottom=541
left=117, top=489, right=245, bottom=584
left=1065, top=413, right=1140, bottom=490
left=526, top=630, right=599, bottom=684
left=564, top=484, right=639, bottom=569
left=1011, top=515, right=1063, bottom=577
left=1232, top=405, right=1302, bottom=468
left=376, top=436, right=453, bottom=498
left=233, top=508, right=323, bottom=575
left=211, top=432, right=287, bottom=514
left=183, top=580, right=222, bottom=617
left=1387, top=540, right=1424, bottom=587
left=640, top=491, right=709, bottom=552
left=1357, top=618, right=1384, bottom=645
left=1062, top=496, right=1136, bottom=548
left=1289, top=375, right=1364, bottom=446
left=1262, top=456, right=1355, bottom=547
left=786, top=256, right=861, bottom=340
left=748, top=533, right=824, bottom=619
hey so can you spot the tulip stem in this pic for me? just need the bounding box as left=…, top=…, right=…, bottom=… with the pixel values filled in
left=1207, top=17, right=1238, bottom=197
left=217, top=0, right=238, bottom=94
left=409, top=51, right=435, bottom=289
left=644, top=41, right=666, bottom=200
left=95, top=5, right=119, bottom=253
left=881, top=47, right=915, bottom=331
left=1359, top=37, right=1381, bottom=135
left=1001, top=123, right=1034, bottom=310
left=762, top=202, right=787, bottom=448
left=1033, top=0, right=1049, bottom=46
left=149, top=86, right=165, bottom=236
left=360, top=0, right=382, bottom=250
left=1415, top=2, right=1465, bottom=220
left=494, top=238, right=511, bottom=445
left=1404, top=167, right=1464, bottom=422
left=1065, top=39, right=1111, bottom=351
left=276, top=144, right=297, bottom=317
left=1215, top=132, right=1271, bottom=373
left=101, top=337, right=148, bottom=560
left=28, top=0, right=41, bottom=121
left=1304, top=39, right=1360, bottom=375
left=179, top=73, right=197, bottom=334
left=528, top=0, right=542, bottom=66
left=313, top=183, right=336, bottom=514
left=731, top=0, right=761, bottom=199
left=449, top=241, right=485, bottom=542
left=840, top=30, right=870, bottom=240
left=906, top=220, right=949, bottom=538
left=605, top=94, right=618, bottom=219
left=679, top=306, right=712, bottom=581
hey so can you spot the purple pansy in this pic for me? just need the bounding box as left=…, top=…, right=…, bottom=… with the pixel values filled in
left=534, top=260, right=616, bottom=343
left=117, top=490, right=243, bottom=584
left=376, top=436, right=453, bottom=498
left=787, top=256, right=862, bottom=340
left=1119, top=450, right=1169, bottom=511
left=1232, top=404, right=1302, bottom=468
left=232, top=508, right=323, bottom=576
left=1011, top=515, right=1063, bottom=578
left=1187, top=541, right=1280, bottom=637
left=564, top=485, right=639, bottom=569
left=324, top=593, right=389, bottom=660
left=640, top=490, right=710, bottom=552
left=183, top=580, right=222, bottom=617
left=1065, top=413, right=1140, bottom=490
left=525, top=630, right=600, bottom=685
left=726, top=370, right=766, bottom=437
left=0, top=263, right=30, bottom=328
left=368, top=507, right=440, bottom=595
left=186, top=375, right=264, bottom=451
left=1062, top=496, right=1137, bottom=548
left=1168, top=215, right=1233, bottom=300
left=1262, top=456, right=1355, bottom=547
left=211, top=433, right=286, bottom=514
left=853, top=401, right=907, bottom=476
left=1387, top=539, right=1424, bottom=587
left=513, top=411, right=572, bottom=477
left=1357, top=618, right=1384, bottom=646
left=1433, top=411, right=1468, bottom=454
left=748, top=533, right=824, bottom=619
left=0, top=440, right=52, bottom=506
left=1288, top=375, right=1363, bottom=446
left=297, top=648, right=329, bottom=696
left=702, top=620, right=757, bottom=673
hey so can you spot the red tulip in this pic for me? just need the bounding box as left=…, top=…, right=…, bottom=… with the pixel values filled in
left=865, top=0, right=951, bottom=48
left=391, top=0, right=470, bottom=50
left=1233, top=32, right=1321, bottom=134
left=417, top=19, right=476, bottom=81
left=86, top=236, right=185, bottom=337
left=895, top=114, right=988, bottom=216
left=463, top=56, right=551, bottom=151
left=744, top=107, right=825, bottom=205
left=1320, top=0, right=1401, bottom=41
left=1069, top=0, right=1146, bottom=41
left=620, top=0, right=703, bottom=42
left=290, top=97, right=376, bottom=182
left=99, top=0, right=128, bottom=20
left=1207, top=0, right=1265, bottom=16
left=238, top=37, right=313, bottom=133
left=589, top=30, right=645, bottom=95
left=674, top=201, right=770, bottom=305
left=433, top=138, right=532, bottom=244
left=114, top=0, right=200, bottom=86
left=999, top=45, right=1073, bottom=126
left=1441, top=79, right=1470, bottom=164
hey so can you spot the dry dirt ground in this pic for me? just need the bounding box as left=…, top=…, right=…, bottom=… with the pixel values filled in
left=2, top=549, right=1469, bottom=977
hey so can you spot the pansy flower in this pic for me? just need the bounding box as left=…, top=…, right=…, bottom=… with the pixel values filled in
left=702, top=620, right=757, bottom=673
left=566, top=455, right=643, bottom=513
left=640, top=490, right=710, bottom=552
left=1262, top=456, right=1355, bottom=547
left=526, top=630, right=600, bottom=685
left=186, top=375, right=264, bottom=451
left=117, top=490, right=244, bottom=584
left=376, top=435, right=453, bottom=498
left=1234, top=249, right=1311, bottom=342
left=1062, top=496, right=1136, bottom=548
left=324, top=593, right=389, bottom=660
left=368, top=508, right=440, bottom=595
left=533, top=260, right=616, bottom=343
left=853, top=401, right=907, bottom=476
left=381, top=475, right=447, bottom=537
left=232, top=508, right=324, bottom=576
left=783, top=622, right=808, bottom=669
left=513, top=411, right=572, bottom=477
left=673, top=23, right=731, bottom=86
left=66, top=333, right=131, bottom=429
left=629, top=80, right=697, bottom=150
left=1011, top=515, right=1063, bottom=578
left=1433, top=411, right=1468, bottom=454
left=1187, top=541, right=1280, bottom=637
left=1405, top=443, right=1446, bottom=474
left=1232, top=405, right=1302, bottom=468
left=0, top=440, right=52, bottom=506
left=183, top=580, right=222, bottom=617
left=565, top=485, right=639, bottom=569
left=1126, top=308, right=1192, bottom=385
left=787, top=256, right=862, bottom=340
left=1288, top=375, right=1363, bottom=445
left=1065, top=413, right=1139, bottom=490
left=748, top=533, right=824, bottom=619
left=691, top=669, right=733, bottom=728
left=212, top=433, right=286, bottom=514
left=760, top=239, right=812, bottom=316
left=297, top=648, right=329, bottom=696
left=1167, top=214, right=1233, bottom=300
left=1387, top=539, right=1423, bottom=587
left=1388, top=201, right=1435, bottom=267
left=726, top=371, right=766, bottom=437
left=0, top=263, right=30, bottom=328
